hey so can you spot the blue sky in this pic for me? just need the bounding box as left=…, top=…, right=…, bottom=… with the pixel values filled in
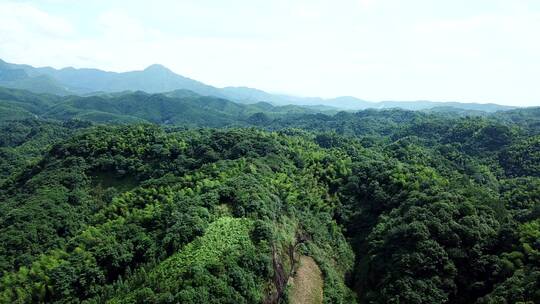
left=0, top=0, right=539, bottom=106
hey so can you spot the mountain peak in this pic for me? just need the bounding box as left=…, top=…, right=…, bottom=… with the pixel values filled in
left=144, top=64, right=171, bottom=73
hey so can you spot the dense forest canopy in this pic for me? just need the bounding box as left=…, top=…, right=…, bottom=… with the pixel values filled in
left=0, top=86, right=539, bottom=303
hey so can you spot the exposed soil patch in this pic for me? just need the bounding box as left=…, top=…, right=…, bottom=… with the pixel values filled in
left=288, top=256, right=323, bottom=304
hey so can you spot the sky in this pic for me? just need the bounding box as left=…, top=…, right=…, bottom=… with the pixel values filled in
left=0, top=0, right=539, bottom=106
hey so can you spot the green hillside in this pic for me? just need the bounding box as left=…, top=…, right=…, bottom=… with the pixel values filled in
left=0, top=100, right=538, bottom=303
left=0, top=87, right=324, bottom=126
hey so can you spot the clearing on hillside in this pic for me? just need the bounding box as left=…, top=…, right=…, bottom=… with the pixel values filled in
left=288, top=256, right=323, bottom=304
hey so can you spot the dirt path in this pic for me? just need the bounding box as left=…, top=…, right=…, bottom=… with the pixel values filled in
left=288, top=256, right=323, bottom=304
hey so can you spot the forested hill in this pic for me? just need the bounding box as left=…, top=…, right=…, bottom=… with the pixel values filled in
left=0, top=86, right=536, bottom=131
left=0, top=87, right=328, bottom=126
left=0, top=87, right=539, bottom=303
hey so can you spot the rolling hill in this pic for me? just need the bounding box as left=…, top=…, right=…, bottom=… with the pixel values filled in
left=0, top=87, right=324, bottom=126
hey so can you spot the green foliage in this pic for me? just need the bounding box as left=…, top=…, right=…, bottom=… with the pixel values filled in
left=501, top=136, right=540, bottom=177
left=0, top=87, right=325, bottom=127
left=0, top=104, right=539, bottom=303
left=111, top=217, right=265, bottom=303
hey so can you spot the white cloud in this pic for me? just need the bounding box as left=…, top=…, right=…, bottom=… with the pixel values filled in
left=0, top=2, right=73, bottom=38
left=0, top=1, right=78, bottom=67
left=0, top=0, right=539, bottom=106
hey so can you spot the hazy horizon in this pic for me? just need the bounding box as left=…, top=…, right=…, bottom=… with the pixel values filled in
left=1, top=0, right=539, bottom=106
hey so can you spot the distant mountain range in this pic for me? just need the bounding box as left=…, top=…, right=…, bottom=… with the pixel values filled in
left=0, top=58, right=516, bottom=112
